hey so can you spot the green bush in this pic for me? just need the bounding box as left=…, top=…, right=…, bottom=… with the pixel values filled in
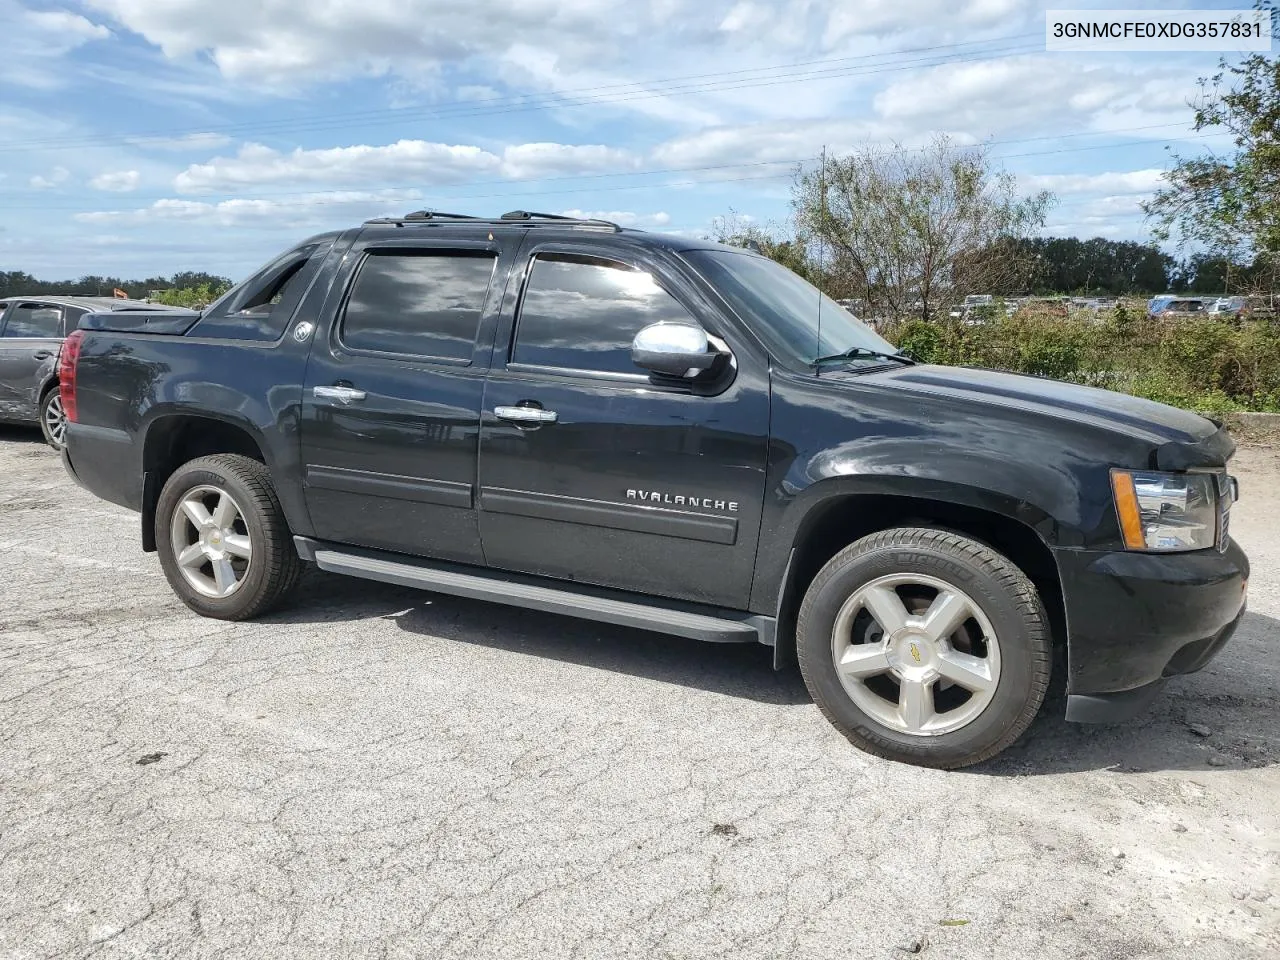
left=880, top=308, right=1280, bottom=414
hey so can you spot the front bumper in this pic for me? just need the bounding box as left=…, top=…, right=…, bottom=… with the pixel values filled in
left=1055, top=538, right=1248, bottom=723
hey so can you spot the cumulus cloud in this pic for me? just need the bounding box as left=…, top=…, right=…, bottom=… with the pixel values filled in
left=500, top=143, right=640, bottom=180
left=84, top=0, right=694, bottom=85
left=173, top=139, right=642, bottom=193
left=90, top=170, right=141, bottom=192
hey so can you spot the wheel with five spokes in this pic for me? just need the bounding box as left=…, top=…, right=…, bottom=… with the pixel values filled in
left=155, top=454, right=303, bottom=620
left=797, top=527, right=1051, bottom=769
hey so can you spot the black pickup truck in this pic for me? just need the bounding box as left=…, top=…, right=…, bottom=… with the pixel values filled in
left=59, top=210, right=1248, bottom=768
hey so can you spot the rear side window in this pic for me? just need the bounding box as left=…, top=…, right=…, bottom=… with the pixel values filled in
left=2, top=304, right=63, bottom=338
left=340, top=251, right=495, bottom=360
left=512, top=254, right=695, bottom=375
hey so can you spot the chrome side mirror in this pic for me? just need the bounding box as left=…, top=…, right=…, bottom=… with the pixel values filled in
left=631, top=322, right=717, bottom=378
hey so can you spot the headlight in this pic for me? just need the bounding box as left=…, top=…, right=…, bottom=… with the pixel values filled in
left=1111, top=469, right=1218, bottom=552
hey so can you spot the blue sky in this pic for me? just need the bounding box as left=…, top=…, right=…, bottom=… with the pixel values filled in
left=0, top=0, right=1264, bottom=281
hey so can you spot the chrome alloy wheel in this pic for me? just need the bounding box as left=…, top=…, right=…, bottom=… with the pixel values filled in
left=830, top=573, right=1001, bottom=736
left=43, top=393, right=67, bottom=448
left=169, top=485, right=253, bottom=598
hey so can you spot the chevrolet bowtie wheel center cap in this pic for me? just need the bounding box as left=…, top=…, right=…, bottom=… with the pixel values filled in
left=886, top=631, right=940, bottom=678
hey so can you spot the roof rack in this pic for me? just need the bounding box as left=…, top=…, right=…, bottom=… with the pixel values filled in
left=364, top=209, right=482, bottom=225
left=364, top=209, right=621, bottom=232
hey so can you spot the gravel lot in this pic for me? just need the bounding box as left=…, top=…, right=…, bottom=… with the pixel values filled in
left=1, top=426, right=1277, bottom=959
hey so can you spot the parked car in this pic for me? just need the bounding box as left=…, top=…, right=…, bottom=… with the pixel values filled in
left=1210, top=296, right=1247, bottom=317
left=0, top=295, right=172, bottom=449
left=1148, top=296, right=1208, bottom=318
left=58, top=210, right=1247, bottom=769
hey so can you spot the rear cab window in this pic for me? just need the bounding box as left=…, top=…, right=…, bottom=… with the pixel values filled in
left=191, top=236, right=337, bottom=341
left=339, top=251, right=497, bottom=362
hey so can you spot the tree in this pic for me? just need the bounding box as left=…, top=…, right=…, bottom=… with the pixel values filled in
left=1144, top=1, right=1279, bottom=284
left=794, top=137, right=1053, bottom=321
left=709, top=211, right=814, bottom=281
left=1016, top=237, right=1174, bottom=294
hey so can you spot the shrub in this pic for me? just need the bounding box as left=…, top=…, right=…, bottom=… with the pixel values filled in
left=880, top=309, right=1280, bottom=413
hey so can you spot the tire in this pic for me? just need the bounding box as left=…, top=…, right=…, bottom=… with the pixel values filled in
left=796, top=527, right=1050, bottom=769
left=39, top=387, right=67, bottom=451
left=155, top=454, right=303, bottom=621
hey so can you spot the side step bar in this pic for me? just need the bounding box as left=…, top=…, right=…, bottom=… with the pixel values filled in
left=295, top=537, right=774, bottom=645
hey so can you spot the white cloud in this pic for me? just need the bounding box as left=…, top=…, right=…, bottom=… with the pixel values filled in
left=823, top=0, right=1031, bottom=47
left=0, top=1, right=113, bottom=88
left=651, top=118, right=897, bottom=168
left=85, top=0, right=699, bottom=85
left=76, top=189, right=427, bottom=228
left=174, top=140, right=501, bottom=192
left=873, top=55, right=1201, bottom=137
left=90, top=170, right=142, bottom=192
left=173, top=139, right=643, bottom=192
left=1022, top=169, right=1166, bottom=195
left=500, top=143, right=640, bottom=180
left=26, top=9, right=112, bottom=41
left=30, top=167, right=71, bottom=189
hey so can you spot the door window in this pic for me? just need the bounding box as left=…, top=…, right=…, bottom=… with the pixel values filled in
left=512, top=254, right=697, bottom=375
left=2, top=304, right=63, bottom=338
left=340, top=251, right=496, bottom=360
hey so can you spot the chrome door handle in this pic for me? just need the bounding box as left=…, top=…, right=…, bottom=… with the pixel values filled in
left=494, top=405, right=558, bottom=424
left=314, top=385, right=367, bottom=404
left=32, top=350, right=53, bottom=360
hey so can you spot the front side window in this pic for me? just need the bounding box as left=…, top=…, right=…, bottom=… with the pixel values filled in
left=512, top=254, right=696, bottom=375
left=341, top=251, right=495, bottom=360
left=2, top=304, right=63, bottom=339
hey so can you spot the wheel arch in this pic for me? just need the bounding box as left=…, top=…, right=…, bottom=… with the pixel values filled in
left=139, top=413, right=269, bottom=552
left=769, top=484, right=1065, bottom=672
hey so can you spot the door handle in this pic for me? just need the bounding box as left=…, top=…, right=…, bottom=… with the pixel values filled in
left=494, top=405, right=558, bottom=424
left=314, top=385, right=367, bottom=404
left=32, top=351, right=53, bottom=360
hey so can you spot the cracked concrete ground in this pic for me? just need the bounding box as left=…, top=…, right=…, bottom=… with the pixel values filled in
left=0, top=425, right=1277, bottom=959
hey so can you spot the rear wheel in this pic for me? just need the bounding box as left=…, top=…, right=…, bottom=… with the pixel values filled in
left=155, top=454, right=302, bottom=620
left=39, top=387, right=66, bottom=451
left=797, top=527, right=1051, bottom=769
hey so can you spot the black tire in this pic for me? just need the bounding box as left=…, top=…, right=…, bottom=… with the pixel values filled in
left=796, top=527, right=1051, bottom=769
left=38, top=386, right=66, bottom=451
left=155, top=454, right=303, bottom=620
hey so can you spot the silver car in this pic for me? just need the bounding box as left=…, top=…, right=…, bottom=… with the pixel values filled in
left=0, top=296, right=167, bottom=450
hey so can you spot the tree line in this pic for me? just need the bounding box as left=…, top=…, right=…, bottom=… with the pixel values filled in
left=0, top=270, right=232, bottom=301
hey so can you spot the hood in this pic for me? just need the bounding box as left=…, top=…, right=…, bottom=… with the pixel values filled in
left=847, top=364, right=1233, bottom=468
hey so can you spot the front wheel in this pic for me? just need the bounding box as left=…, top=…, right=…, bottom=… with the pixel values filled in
left=39, top=387, right=67, bottom=451
left=155, top=454, right=303, bottom=620
left=796, top=527, right=1051, bottom=769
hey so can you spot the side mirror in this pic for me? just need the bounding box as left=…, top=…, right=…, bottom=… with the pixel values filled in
left=631, top=322, right=718, bottom=378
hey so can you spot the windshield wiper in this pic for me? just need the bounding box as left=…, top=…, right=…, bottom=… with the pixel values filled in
left=811, top=347, right=914, bottom=368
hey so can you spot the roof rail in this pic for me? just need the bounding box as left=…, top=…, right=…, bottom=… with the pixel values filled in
left=364, top=209, right=482, bottom=225
left=363, top=210, right=622, bottom=232
left=501, top=210, right=620, bottom=230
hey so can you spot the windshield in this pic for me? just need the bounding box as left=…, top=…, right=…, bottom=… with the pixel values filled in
left=686, top=249, right=897, bottom=368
